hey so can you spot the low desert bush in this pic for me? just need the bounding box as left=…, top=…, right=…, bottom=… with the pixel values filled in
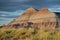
left=0, top=28, right=60, bottom=40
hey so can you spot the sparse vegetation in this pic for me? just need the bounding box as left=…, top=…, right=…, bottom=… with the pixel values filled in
left=0, top=28, right=60, bottom=40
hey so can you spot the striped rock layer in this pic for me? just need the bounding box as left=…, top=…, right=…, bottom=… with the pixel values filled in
left=7, top=7, right=58, bottom=29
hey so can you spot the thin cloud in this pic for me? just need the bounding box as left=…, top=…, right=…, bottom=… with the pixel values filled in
left=48, top=5, right=60, bottom=12
left=0, top=12, right=19, bottom=18
left=0, top=14, right=19, bottom=18
left=0, top=0, right=60, bottom=12
left=0, top=19, right=4, bottom=21
left=10, top=0, right=29, bottom=2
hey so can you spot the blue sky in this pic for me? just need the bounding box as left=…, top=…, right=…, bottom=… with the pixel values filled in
left=0, top=0, right=60, bottom=25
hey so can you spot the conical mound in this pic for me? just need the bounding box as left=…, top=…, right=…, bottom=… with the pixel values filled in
left=9, top=7, right=38, bottom=25
left=7, top=8, right=58, bottom=29
left=40, top=8, right=49, bottom=13
left=29, top=8, right=57, bottom=23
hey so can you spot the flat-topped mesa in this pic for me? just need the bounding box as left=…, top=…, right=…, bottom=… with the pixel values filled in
left=8, top=7, right=38, bottom=25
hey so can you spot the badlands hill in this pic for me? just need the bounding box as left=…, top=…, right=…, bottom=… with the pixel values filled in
left=1, top=7, right=59, bottom=29
left=29, top=8, right=57, bottom=23
left=9, top=7, right=38, bottom=25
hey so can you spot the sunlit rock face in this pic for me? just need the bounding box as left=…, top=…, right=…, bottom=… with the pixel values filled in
left=28, top=8, right=58, bottom=29
left=9, top=7, right=37, bottom=25
left=7, top=8, right=58, bottom=29
left=29, top=8, right=57, bottom=23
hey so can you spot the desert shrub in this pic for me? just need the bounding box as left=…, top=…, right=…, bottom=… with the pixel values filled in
left=0, top=28, right=60, bottom=40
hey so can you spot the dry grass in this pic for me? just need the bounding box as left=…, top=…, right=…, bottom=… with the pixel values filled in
left=0, top=28, right=60, bottom=40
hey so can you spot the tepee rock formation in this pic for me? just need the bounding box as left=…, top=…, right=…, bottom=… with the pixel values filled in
left=29, top=8, right=57, bottom=23
left=29, top=8, right=58, bottom=29
left=9, top=7, right=38, bottom=25
left=7, top=7, right=58, bottom=29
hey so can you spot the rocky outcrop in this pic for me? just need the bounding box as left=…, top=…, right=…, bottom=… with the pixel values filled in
left=29, top=8, right=57, bottom=23
left=0, top=24, right=8, bottom=29
left=9, top=7, right=37, bottom=25
left=28, top=8, right=58, bottom=29
left=5, top=7, right=59, bottom=29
